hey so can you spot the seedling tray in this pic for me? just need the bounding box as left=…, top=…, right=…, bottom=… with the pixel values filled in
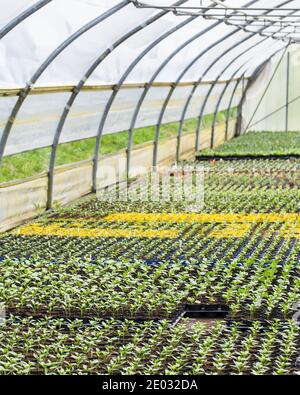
left=183, top=304, right=230, bottom=319
left=196, top=154, right=300, bottom=161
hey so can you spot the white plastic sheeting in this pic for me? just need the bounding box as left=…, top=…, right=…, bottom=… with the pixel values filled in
left=0, top=1, right=281, bottom=87
left=242, top=45, right=300, bottom=132
left=0, top=0, right=297, bottom=158
left=2, top=82, right=243, bottom=155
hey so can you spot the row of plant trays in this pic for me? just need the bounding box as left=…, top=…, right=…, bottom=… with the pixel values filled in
left=0, top=314, right=299, bottom=375
left=1, top=226, right=297, bottom=263
left=196, top=154, right=300, bottom=161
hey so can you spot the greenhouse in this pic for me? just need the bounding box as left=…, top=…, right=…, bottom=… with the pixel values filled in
left=1, top=0, right=300, bottom=377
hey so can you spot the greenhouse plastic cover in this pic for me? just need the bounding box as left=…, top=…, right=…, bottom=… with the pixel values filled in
left=242, top=45, right=300, bottom=132
left=0, top=0, right=298, bottom=157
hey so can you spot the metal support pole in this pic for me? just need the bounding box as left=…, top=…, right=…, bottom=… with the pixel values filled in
left=0, top=0, right=295, bottom=207
left=239, top=74, right=248, bottom=136
left=286, top=51, right=290, bottom=132
left=211, top=75, right=244, bottom=146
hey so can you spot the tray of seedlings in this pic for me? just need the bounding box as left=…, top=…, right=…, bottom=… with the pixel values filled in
left=196, top=131, right=300, bottom=161
left=0, top=315, right=299, bottom=375
left=0, top=255, right=300, bottom=322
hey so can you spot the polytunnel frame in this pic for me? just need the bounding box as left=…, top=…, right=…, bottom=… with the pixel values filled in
left=161, top=26, right=284, bottom=161
left=185, top=41, right=288, bottom=155
left=127, top=0, right=297, bottom=172
left=211, top=44, right=290, bottom=148
left=0, top=0, right=298, bottom=210
left=47, top=0, right=205, bottom=208
left=183, top=43, right=284, bottom=156
left=0, top=0, right=223, bottom=206
left=176, top=1, right=296, bottom=155
left=49, top=0, right=260, bottom=205
left=48, top=0, right=269, bottom=205
left=228, top=40, right=291, bottom=138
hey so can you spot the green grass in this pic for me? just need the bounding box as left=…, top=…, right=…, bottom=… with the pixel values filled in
left=0, top=109, right=234, bottom=184
left=197, top=131, right=300, bottom=158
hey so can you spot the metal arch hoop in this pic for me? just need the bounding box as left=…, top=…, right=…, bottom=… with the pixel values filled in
left=0, top=0, right=130, bottom=162
left=0, top=0, right=52, bottom=40
left=127, top=0, right=267, bottom=175
left=225, top=75, right=247, bottom=139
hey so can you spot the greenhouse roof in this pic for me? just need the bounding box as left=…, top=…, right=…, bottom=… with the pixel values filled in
left=0, top=1, right=298, bottom=89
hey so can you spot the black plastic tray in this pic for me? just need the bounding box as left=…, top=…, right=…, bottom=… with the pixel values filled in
left=183, top=304, right=230, bottom=319
left=196, top=154, right=300, bottom=161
